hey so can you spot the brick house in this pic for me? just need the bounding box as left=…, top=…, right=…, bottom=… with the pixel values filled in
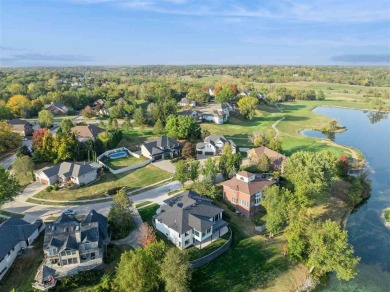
left=221, top=171, right=274, bottom=217
left=247, top=146, right=287, bottom=173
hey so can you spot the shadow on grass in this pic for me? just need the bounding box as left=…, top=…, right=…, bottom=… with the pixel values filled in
left=191, top=218, right=291, bottom=292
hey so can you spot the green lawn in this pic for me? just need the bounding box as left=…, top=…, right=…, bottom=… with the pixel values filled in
left=201, top=97, right=382, bottom=157
left=138, top=203, right=160, bottom=225
left=105, top=155, right=148, bottom=170
left=117, top=127, right=156, bottom=151
left=34, top=165, right=171, bottom=201
left=15, top=172, right=35, bottom=188
left=0, top=209, right=25, bottom=218
left=190, top=205, right=303, bottom=292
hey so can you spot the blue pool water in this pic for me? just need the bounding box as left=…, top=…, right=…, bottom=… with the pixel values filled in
left=109, top=151, right=127, bottom=159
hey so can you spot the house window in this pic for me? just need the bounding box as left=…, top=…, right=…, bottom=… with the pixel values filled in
left=194, top=230, right=200, bottom=237
left=185, top=239, right=190, bottom=246
left=255, top=192, right=262, bottom=206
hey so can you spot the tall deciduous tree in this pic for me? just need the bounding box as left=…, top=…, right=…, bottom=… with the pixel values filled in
left=202, top=158, right=218, bottom=183
left=137, top=222, right=157, bottom=247
left=262, top=186, right=293, bottom=236
left=165, top=115, right=201, bottom=140
left=0, top=166, right=21, bottom=204
left=38, top=109, right=54, bottom=128
left=7, top=95, right=31, bottom=117
left=133, top=107, right=146, bottom=126
left=115, top=241, right=166, bottom=292
left=237, top=96, right=258, bottom=119
left=174, top=160, right=189, bottom=186
left=307, top=220, right=359, bottom=280
left=12, top=155, right=34, bottom=177
left=215, top=86, right=234, bottom=103
left=0, top=121, right=21, bottom=153
left=108, top=189, right=134, bottom=239
left=284, top=151, right=337, bottom=205
left=160, top=248, right=192, bottom=292
left=153, top=118, right=164, bottom=135
left=60, top=118, right=74, bottom=134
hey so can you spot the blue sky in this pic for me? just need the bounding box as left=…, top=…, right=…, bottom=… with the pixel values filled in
left=0, top=0, right=389, bottom=66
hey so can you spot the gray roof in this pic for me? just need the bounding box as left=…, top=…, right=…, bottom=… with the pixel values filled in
left=38, top=162, right=96, bottom=178
left=0, top=217, right=38, bottom=261
left=43, top=210, right=108, bottom=253
left=155, top=191, right=223, bottom=234
left=204, top=135, right=236, bottom=148
left=142, top=136, right=181, bottom=156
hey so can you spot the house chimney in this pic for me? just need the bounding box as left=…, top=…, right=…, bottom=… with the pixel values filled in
left=75, top=225, right=81, bottom=243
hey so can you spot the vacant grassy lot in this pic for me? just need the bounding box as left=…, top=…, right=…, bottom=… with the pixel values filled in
left=191, top=204, right=307, bottom=292
left=0, top=233, right=44, bottom=292
left=117, top=127, right=156, bottom=151
left=105, top=155, right=147, bottom=170
left=34, top=165, right=171, bottom=201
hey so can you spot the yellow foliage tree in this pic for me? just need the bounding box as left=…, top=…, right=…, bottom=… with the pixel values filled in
left=7, top=95, right=31, bottom=117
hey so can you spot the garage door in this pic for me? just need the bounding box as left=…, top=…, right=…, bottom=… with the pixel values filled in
left=205, top=151, right=214, bottom=156
left=154, top=155, right=163, bottom=161
left=40, top=179, right=49, bottom=185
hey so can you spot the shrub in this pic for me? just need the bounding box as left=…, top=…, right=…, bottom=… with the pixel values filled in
left=45, top=186, right=53, bottom=192
left=52, top=184, right=59, bottom=191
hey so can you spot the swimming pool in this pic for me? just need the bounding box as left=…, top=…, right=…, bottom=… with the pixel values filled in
left=109, top=151, right=127, bottom=159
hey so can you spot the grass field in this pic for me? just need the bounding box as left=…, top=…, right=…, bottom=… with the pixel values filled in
left=201, top=92, right=389, bottom=158
left=191, top=204, right=306, bottom=292
left=105, top=155, right=147, bottom=170
left=34, top=165, right=171, bottom=201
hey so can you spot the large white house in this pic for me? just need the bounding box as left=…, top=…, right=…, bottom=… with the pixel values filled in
left=196, top=135, right=237, bottom=156
left=35, top=162, right=102, bottom=186
left=0, top=217, right=41, bottom=281
left=154, top=191, right=228, bottom=250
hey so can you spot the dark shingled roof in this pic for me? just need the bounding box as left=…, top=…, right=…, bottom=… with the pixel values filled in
left=0, top=217, right=38, bottom=261
left=155, top=191, right=223, bottom=234
left=71, top=124, right=105, bottom=139
left=43, top=209, right=108, bottom=253
left=142, top=136, right=181, bottom=156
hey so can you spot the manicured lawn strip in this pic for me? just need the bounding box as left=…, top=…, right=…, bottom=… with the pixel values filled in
left=138, top=203, right=160, bottom=225
left=104, top=155, right=148, bottom=170
left=0, top=233, right=44, bottom=292
left=135, top=201, right=152, bottom=208
left=0, top=209, right=25, bottom=218
left=185, top=231, right=230, bottom=261
left=26, top=198, right=113, bottom=206
left=15, top=172, right=35, bottom=188
left=34, top=165, right=171, bottom=201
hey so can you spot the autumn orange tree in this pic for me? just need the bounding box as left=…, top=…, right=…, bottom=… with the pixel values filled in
left=137, top=222, right=157, bottom=247
left=6, top=95, right=31, bottom=117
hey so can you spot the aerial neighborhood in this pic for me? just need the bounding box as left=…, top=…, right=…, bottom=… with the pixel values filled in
left=0, top=66, right=382, bottom=291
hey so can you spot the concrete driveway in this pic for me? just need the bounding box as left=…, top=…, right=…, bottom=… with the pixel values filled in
left=152, top=160, right=176, bottom=173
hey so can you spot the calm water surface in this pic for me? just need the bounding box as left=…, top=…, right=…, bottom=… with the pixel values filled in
left=303, top=107, right=390, bottom=291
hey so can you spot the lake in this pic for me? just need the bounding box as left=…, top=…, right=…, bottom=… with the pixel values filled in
left=303, top=107, right=390, bottom=291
